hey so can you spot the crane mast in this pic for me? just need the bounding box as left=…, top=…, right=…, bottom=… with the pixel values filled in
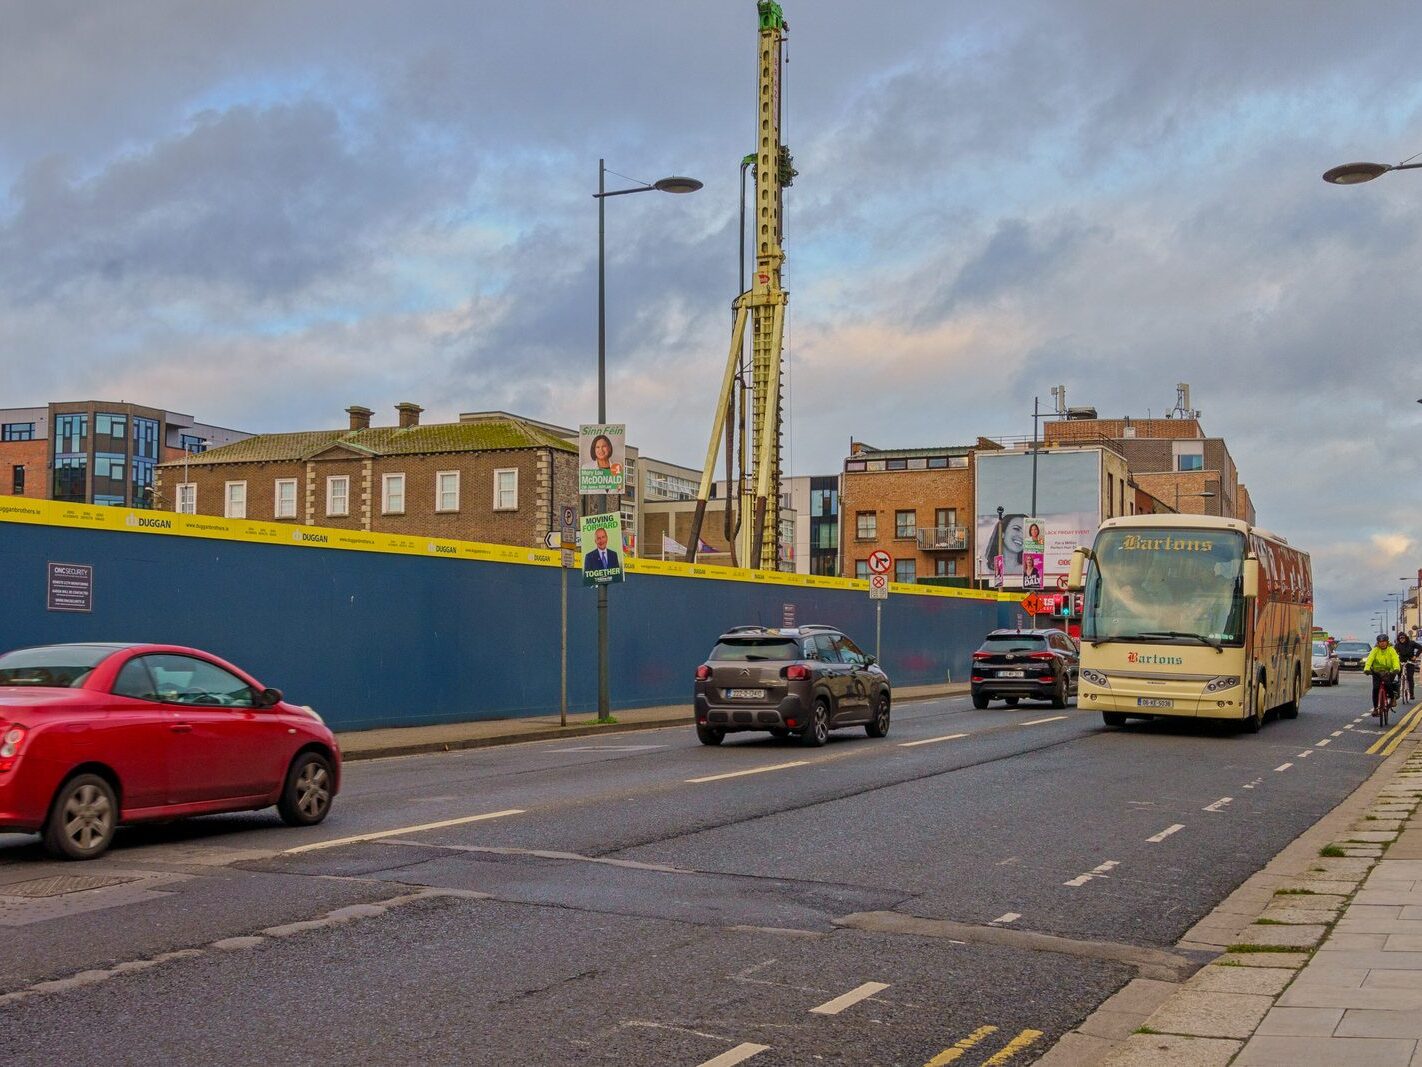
left=686, top=0, right=792, bottom=570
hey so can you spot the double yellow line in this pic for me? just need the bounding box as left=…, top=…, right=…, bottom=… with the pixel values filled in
left=1368, top=701, right=1422, bottom=757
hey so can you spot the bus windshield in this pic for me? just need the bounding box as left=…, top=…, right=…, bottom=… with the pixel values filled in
left=1084, top=528, right=1246, bottom=646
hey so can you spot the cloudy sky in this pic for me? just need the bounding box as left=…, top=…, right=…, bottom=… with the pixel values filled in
left=3, top=1, right=1420, bottom=632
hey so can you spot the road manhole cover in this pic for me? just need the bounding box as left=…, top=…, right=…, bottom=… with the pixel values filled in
left=0, top=875, right=135, bottom=898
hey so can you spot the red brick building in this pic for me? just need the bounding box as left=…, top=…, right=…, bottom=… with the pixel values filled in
left=155, top=404, right=579, bottom=546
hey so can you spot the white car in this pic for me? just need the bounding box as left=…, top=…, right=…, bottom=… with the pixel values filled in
left=1311, top=641, right=1340, bottom=686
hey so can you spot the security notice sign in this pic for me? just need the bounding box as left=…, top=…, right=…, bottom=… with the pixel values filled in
left=47, top=561, right=93, bottom=612
left=869, top=574, right=889, bottom=600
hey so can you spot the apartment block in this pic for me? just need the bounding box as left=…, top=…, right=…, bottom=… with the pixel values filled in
left=0, top=401, right=247, bottom=508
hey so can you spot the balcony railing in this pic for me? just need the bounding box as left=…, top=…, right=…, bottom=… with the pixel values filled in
left=917, top=526, right=967, bottom=551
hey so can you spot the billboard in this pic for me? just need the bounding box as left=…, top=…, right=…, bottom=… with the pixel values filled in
left=975, top=450, right=1101, bottom=588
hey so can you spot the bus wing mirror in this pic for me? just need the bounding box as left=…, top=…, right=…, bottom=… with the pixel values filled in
left=1067, top=547, right=1090, bottom=591
left=1242, top=558, right=1260, bottom=600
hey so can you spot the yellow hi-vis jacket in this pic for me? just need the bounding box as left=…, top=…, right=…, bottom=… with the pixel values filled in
left=1363, top=646, right=1401, bottom=673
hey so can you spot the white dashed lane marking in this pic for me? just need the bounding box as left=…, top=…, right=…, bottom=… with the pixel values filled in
left=1315, top=739, right=1331, bottom=747
left=1147, top=824, right=1185, bottom=843
left=991, top=912, right=1021, bottom=925
left=1020, top=716, right=1068, bottom=726
left=1275, top=763, right=1293, bottom=772
left=1297, top=751, right=1313, bottom=759
left=899, top=733, right=969, bottom=748
left=808, top=981, right=890, bottom=1015
left=687, top=761, right=809, bottom=784
left=1204, top=797, right=1233, bottom=812
left=1064, top=860, right=1119, bottom=887
left=697, top=1043, right=770, bottom=1066
left=284, top=809, right=525, bottom=854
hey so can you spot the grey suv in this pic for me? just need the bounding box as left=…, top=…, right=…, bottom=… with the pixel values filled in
left=694, top=625, right=892, bottom=747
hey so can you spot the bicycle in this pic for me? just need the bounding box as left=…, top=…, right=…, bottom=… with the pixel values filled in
left=1403, top=658, right=1418, bottom=704
left=1371, top=669, right=1400, bottom=728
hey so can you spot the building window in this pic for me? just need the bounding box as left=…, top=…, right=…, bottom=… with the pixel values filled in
left=382, top=473, right=406, bottom=515
left=1177, top=454, right=1203, bottom=472
left=895, top=510, right=916, bottom=538
left=326, top=476, right=349, bottom=516
left=177, top=484, right=196, bottom=514
left=845, top=460, right=866, bottom=472
left=274, top=479, right=297, bottom=519
left=1106, top=473, right=1114, bottom=519
left=855, top=512, right=877, bottom=539
left=54, top=413, right=88, bottom=454
left=180, top=434, right=207, bottom=454
left=895, top=559, right=916, bottom=583
left=855, top=560, right=870, bottom=579
left=224, top=481, right=247, bottom=519
left=927, top=456, right=948, bottom=469
left=885, top=458, right=908, bottom=471
left=935, top=507, right=957, bottom=528
left=95, top=413, right=127, bottom=450
left=813, top=521, right=838, bottom=550
left=3, top=422, right=35, bottom=441
left=935, top=558, right=958, bottom=577
left=949, top=456, right=968, bottom=469
left=53, top=456, right=86, bottom=502
left=436, top=471, right=460, bottom=512
left=11, top=465, right=23, bottom=495
left=494, top=468, right=518, bottom=511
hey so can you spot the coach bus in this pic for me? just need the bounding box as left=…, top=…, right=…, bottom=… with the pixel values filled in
left=1067, top=514, right=1312, bottom=732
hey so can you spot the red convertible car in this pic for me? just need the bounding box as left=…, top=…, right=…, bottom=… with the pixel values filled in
left=0, top=643, right=340, bottom=860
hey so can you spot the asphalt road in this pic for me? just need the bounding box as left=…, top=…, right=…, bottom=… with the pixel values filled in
left=0, top=671, right=1401, bottom=1066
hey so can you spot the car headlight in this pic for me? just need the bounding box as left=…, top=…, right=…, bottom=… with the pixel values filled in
left=1204, top=676, right=1240, bottom=693
left=1080, top=668, right=1110, bottom=688
left=300, top=705, right=325, bottom=724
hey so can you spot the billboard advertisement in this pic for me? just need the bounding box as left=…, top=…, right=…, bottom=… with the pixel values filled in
left=975, top=450, right=1101, bottom=588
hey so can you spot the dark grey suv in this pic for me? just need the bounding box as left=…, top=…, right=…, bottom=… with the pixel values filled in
left=694, top=625, right=892, bottom=746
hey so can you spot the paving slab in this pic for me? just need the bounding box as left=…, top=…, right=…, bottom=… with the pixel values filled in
left=1232, top=923, right=1327, bottom=949
left=1258, top=904, right=1342, bottom=924
left=1034, top=1030, right=1116, bottom=1067
left=1280, top=985, right=1422, bottom=1010
left=1185, top=967, right=1292, bottom=996
left=1235, top=1035, right=1418, bottom=1066
left=1329, top=933, right=1392, bottom=951
left=1102, top=1034, right=1241, bottom=1067
left=1143, top=990, right=1274, bottom=1039
left=1338, top=1010, right=1422, bottom=1039
left=1216, top=951, right=1310, bottom=969
left=1254, top=1006, right=1344, bottom=1037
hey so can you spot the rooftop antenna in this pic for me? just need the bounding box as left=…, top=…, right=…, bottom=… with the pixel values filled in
left=1050, top=384, right=1067, bottom=416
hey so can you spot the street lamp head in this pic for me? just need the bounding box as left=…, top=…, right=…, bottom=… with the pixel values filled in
left=1323, top=161, right=1392, bottom=185
left=653, top=176, right=702, bottom=194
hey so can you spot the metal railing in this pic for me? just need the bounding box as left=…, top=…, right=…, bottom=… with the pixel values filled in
left=917, top=526, right=968, bottom=551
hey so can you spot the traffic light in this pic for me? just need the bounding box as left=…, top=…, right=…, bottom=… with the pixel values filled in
left=1059, top=593, right=1084, bottom=619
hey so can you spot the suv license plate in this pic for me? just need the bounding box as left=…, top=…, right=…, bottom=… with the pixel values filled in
left=999, top=670, right=1024, bottom=678
left=1137, top=698, right=1174, bottom=708
left=726, top=689, right=767, bottom=699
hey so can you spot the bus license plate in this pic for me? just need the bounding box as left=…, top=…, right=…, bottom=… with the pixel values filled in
left=999, top=670, right=1024, bottom=678
left=1137, top=698, right=1174, bottom=708
left=726, top=689, right=766, bottom=699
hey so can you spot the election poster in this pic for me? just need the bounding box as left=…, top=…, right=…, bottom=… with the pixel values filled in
left=578, top=423, right=626, bottom=494
left=580, top=511, right=625, bottom=586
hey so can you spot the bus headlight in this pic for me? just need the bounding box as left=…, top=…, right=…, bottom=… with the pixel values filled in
left=1080, top=668, right=1110, bottom=688
left=1204, top=676, right=1241, bottom=693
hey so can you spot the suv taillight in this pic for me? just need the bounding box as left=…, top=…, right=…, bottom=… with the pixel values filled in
left=972, top=651, right=991, bottom=661
left=0, top=724, right=27, bottom=773
left=1028, top=651, right=1055, bottom=660
left=785, top=665, right=810, bottom=680
left=696, top=665, right=712, bottom=681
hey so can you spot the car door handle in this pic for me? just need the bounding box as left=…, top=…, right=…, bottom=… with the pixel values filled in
left=171, top=723, right=193, bottom=734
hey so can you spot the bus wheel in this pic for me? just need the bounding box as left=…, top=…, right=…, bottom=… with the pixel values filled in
left=1279, top=671, right=1301, bottom=720
left=1102, top=712, right=1127, bottom=727
left=1244, top=682, right=1265, bottom=733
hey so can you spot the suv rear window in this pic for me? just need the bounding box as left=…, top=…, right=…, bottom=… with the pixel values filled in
left=710, top=638, right=800, bottom=662
left=980, top=635, right=1049, bottom=653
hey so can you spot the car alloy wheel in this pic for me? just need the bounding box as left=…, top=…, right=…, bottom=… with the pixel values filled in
left=278, top=752, right=334, bottom=827
left=44, top=774, right=117, bottom=861
left=866, top=694, right=891, bottom=738
left=801, top=700, right=830, bottom=747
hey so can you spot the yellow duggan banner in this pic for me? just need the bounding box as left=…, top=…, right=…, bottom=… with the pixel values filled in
left=0, top=496, right=1013, bottom=603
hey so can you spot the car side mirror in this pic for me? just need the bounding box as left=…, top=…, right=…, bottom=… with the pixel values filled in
left=864, top=655, right=877, bottom=667
left=258, top=687, right=283, bottom=708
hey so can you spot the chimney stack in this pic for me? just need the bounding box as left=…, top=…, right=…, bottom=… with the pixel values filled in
left=346, top=405, right=373, bottom=430
left=395, top=402, right=423, bottom=428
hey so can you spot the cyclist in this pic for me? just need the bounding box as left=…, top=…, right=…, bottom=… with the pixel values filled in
left=1363, top=633, right=1401, bottom=718
left=1397, top=629, right=1421, bottom=703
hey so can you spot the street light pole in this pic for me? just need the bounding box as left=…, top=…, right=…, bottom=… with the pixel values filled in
left=591, top=159, right=701, bottom=723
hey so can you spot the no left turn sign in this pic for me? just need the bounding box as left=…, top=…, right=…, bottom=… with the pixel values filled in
left=867, top=550, right=893, bottom=575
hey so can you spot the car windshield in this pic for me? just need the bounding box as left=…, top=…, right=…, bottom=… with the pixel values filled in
left=1337, top=642, right=1370, bottom=654
left=1312, top=642, right=1330, bottom=657
left=981, top=635, right=1048, bottom=653
left=710, top=638, right=800, bottom=662
left=0, top=645, right=112, bottom=688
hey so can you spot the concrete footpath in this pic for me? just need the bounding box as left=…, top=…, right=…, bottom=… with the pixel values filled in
left=1042, top=726, right=1422, bottom=1066
left=334, top=681, right=971, bottom=761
